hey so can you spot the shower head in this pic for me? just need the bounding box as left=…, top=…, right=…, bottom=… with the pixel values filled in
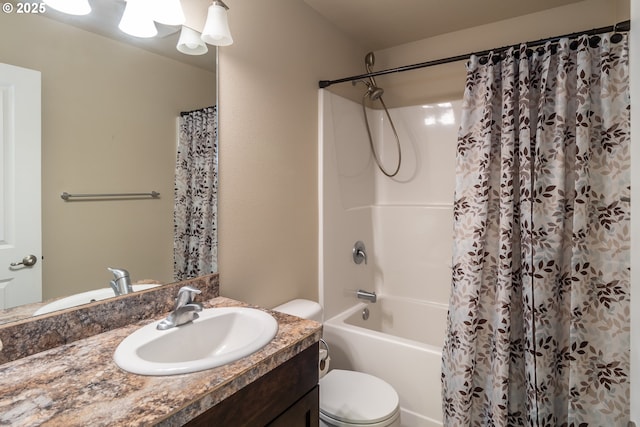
left=353, top=79, right=385, bottom=101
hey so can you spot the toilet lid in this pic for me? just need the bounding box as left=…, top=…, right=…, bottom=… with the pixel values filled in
left=319, top=369, right=399, bottom=424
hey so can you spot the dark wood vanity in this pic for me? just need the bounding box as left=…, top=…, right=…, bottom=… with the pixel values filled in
left=187, top=343, right=319, bottom=427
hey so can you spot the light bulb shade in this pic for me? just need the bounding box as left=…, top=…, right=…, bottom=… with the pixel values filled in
left=201, top=2, right=233, bottom=46
left=119, top=0, right=157, bottom=38
left=153, top=0, right=185, bottom=26
left=177, top=27, right=208, bottom=56
left=43, top=0, right=91, bottom=15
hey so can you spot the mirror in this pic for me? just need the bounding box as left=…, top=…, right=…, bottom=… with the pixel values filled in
left=0, top=1, right=217, bottom=324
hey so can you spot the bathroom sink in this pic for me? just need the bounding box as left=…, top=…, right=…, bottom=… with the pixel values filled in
left=113, top=307, right=279, bottom=376
left=32, top=284, right=160, bottom=316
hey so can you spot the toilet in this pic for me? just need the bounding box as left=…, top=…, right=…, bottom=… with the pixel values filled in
left=273, top=299, right=401, bottom=427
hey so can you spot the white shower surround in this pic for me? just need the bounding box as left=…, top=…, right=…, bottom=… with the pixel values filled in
left=319, top=91, right=459, bottom=426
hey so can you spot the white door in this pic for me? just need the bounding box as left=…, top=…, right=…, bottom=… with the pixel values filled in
left=0, top=63, right=42, bottom=309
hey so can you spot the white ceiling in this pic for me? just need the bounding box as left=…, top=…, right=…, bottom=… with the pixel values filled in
left=38, top=0, right=586, bottom=71
left=303, top=0, right=584, bottom=50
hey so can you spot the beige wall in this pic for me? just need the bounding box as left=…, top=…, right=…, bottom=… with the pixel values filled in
left=1, top=13, right=215, bottom=299
left=217, top=0, right=365, bottom=308
left=217, top=0, right=629, bottom=309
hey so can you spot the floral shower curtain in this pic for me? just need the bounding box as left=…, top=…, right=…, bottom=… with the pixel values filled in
left=442, top=33, right=630, bottom=426
left=174, top=106, right=218, bottom=281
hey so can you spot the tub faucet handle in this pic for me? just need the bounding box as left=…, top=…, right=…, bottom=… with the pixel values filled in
left=353, top=241, right=367, bottom=265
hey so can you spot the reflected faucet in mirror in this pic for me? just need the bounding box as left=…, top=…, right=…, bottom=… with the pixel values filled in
left=108, top=267, right=133, bottom=296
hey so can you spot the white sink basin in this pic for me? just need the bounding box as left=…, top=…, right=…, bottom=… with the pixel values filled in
left=33, top=284, right=160, bottom=316
left=113, top=307, right=279, bottom=376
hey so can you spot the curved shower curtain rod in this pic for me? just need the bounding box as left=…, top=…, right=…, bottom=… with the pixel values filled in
left=318, top=20, right=630, bottom=89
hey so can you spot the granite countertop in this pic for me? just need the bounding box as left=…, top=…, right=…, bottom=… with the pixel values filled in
left=0, top=296, right=322, bottom=427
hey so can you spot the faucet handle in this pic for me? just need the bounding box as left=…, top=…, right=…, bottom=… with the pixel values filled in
left=107, top=267, right=133, bottom=296
left=109, top=280, right=119, bottom=295
left=174, top=286, right=201, bottom=309
left=108, top=267, right=130, bottom=279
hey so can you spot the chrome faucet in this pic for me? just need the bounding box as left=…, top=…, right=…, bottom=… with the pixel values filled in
left=157, top=286, right=203, bottom=330
left=108, top=267, right=133, bottom=296
left=356, top=289, right=377, bottom=303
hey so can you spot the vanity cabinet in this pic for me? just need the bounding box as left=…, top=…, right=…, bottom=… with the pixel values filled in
left=186, top=342, right=319, bottom=427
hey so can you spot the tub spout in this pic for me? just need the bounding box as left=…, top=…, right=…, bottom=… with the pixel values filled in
left=356, top=289, right=377, bottom=303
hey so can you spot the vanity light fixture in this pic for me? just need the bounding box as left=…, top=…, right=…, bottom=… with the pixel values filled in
left=43, top=0, right=91, bottom=15
left=152, top=0, right=186, bottom=27
left=201, top=0, right=234, bottom=46
left=119, top=0, right=158, bottom=38
left=177, top=26, right=209, bottom=56
left=42, top=0, right=230, bottom=53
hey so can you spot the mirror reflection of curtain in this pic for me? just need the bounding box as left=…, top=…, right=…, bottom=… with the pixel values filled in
left=174, top=106, right=218, bottom=280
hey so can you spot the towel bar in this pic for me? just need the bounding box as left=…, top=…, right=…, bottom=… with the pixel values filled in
left=61, top=191, right=160, bottom=201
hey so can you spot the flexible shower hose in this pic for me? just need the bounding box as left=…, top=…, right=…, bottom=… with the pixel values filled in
left=361, top=93, right=402, bottom=177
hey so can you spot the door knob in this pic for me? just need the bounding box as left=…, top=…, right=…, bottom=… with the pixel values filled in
left=10, top=255, right=38, bottom=267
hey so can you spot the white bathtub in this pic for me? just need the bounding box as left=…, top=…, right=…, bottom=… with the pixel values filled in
left=323, top=296, right=448, bottom=427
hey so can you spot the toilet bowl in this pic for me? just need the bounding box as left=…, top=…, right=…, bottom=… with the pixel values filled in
left=319, top=369, right=400, bottom=427
left=273, top=299, right=401, bottom=427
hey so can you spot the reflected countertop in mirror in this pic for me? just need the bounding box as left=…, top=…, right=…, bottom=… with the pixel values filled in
left=0, top=302, right=50, bottom=326
left=0, top=274, right=220, bottom=365
left=0, top=282, right=163, bottom=325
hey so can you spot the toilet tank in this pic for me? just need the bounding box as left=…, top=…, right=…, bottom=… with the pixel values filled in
left=273, top=299, right=322, bottom=322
